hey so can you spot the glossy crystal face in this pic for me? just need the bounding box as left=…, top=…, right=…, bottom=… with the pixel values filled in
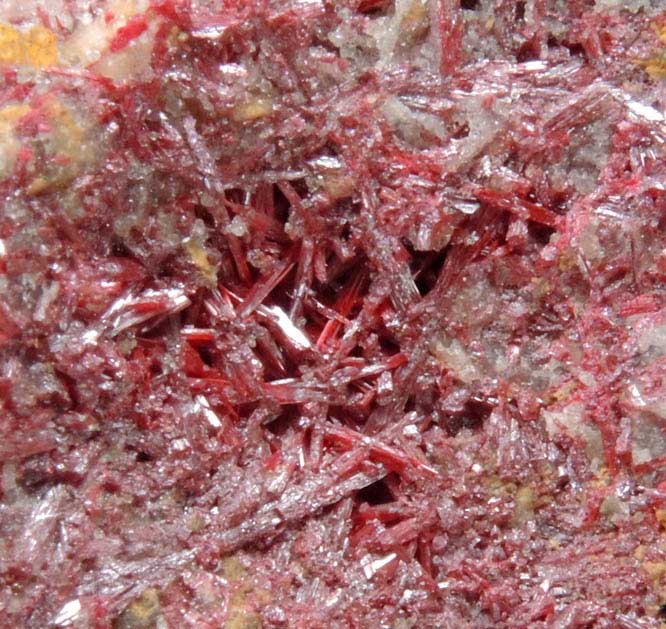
left=2, top=1, right=666, bottom=627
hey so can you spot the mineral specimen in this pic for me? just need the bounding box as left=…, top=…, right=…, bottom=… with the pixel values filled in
left=2, top=0, right=666, bottom=627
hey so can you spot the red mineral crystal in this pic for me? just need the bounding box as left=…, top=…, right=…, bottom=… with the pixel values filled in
left=2, top=0, right=666, bottom=627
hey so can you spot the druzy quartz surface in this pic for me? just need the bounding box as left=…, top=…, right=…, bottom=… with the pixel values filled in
left=3, top=1, right=666, bottom=627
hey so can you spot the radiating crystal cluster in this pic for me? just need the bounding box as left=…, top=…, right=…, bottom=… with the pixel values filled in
left=2, top=1, right=666, bottom=627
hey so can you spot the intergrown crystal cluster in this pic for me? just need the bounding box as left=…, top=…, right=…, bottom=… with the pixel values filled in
left=2, top=1, right=666, bottom=626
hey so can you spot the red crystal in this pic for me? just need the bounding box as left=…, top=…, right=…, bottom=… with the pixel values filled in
left=3, top=1, right=666, bottom=627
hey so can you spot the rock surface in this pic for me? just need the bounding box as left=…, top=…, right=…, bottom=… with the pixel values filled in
left=3, top=1, right=666, bottom=627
